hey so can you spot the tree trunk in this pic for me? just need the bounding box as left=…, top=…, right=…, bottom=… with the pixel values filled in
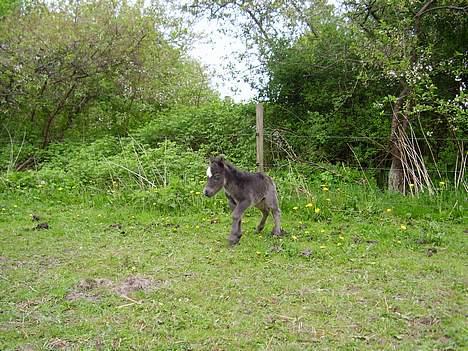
left=41, top=83, right=76, bottom=148
left=388, top=86, right=409, bottom=192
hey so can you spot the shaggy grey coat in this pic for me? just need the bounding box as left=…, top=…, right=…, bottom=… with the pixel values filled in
left=203, top=156, right=282, bottom=246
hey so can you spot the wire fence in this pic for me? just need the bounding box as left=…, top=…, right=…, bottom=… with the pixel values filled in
left=0, top=131, right=464, bottom=214
left=0, top=131, right=467, bottom=143
left=0, top=130, right=465, bottom=176
left=0, top=132, right=465, bottom=169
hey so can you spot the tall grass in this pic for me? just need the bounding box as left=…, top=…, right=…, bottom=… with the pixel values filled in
left=0, top=137, right=464, bottom=222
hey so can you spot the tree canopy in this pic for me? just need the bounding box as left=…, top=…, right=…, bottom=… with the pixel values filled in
left=1, top=0, right=466, bottom=192
left=0, top=0, right=215, bottom=146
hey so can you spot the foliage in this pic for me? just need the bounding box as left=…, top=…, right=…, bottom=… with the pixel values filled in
left=343, top=0, right=467, bottom=191
left=0, top=0, right=215, bottom=147
left=263, top=15, right=392, bottom=165
left=0, top=132, right=464, bottom=220
left=183, top=0, right=467, bottom=191
left=0, top=0, right=19, bottom=17
left=135, top=101, right=257, bottom=167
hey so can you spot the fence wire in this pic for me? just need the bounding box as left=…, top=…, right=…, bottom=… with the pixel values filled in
left=0, top=131, right=465, bottom=181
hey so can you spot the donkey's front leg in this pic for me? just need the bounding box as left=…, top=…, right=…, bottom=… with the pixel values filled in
left=225, top=193, right=236, bottom=212
left=228, top=201, right=250, bottom=246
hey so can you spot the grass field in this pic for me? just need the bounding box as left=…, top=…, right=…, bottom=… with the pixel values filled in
left=0, top=190, right=466, bottom=350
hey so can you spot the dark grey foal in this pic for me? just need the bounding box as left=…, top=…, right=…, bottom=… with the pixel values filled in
left=203, top=156, right=282, bottom=246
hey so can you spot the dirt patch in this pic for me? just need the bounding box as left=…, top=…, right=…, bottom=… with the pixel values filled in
left=65, top=278, right=113, bottom=302
left=0, top=256, right=8, bottom=267
left=269, top=245, right=283, bottom=254
left=45, top=338, right=72, bottom=350
left=17, top=296, right=50, bottom=311
left=65, top=291, right=100, bottom=302
left=426, top=247, right=437, bottom=257
left=0, top=256, right=27, bottom=270
left=109, top=223, right=123, bottom=230
left=114, top=275, right=162, bottom=297
left=77, top=278, right=113, bottom=290
left=66, top=276, right=162, bottom=301
left=109, top=223, right=126, bottom=235
left=413, top=316, right=440, bottom=326
left=15, top=344, right=36, bottom=351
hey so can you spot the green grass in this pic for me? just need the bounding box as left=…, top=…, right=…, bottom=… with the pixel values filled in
left=0, top=190, right=466, bottom=350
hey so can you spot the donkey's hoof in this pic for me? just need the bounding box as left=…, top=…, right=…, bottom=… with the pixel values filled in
left=272, top=228, right=285, bottom=236
left=227, top=235, right=240, bottom=247
left=227, top=239, right=239, bottom=247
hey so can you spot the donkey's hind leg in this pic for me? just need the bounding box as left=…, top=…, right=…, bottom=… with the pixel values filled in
left=265, top=190, right=282, bottom=236
left=271, top=207, right=282, bottom=236
left=255, top=201, right=269, bottom=233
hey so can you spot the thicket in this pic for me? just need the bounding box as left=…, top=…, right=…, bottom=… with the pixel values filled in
left=187, top=0, right=467, bottom=193
left=0, top=0, right=215, bottom=148
left=0, top=0, right=466, bottom=199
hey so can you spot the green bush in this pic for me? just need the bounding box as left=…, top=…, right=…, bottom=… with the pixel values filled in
left=135, top=101, right=256, bottom=167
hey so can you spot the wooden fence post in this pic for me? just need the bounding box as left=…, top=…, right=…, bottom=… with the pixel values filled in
left=256, top=103, right=264, bottom=173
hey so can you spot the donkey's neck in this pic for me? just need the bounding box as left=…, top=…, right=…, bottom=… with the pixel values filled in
left=223, top=163, right=243, bottom=194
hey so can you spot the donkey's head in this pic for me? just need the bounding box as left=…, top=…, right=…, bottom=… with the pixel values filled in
left=203, top=156, right=226, bottom=197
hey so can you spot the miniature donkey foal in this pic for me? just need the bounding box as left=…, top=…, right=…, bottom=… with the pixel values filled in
left=203, top=156, right=282, bottom=246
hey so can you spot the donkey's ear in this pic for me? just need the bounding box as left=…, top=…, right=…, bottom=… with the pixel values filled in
left=215, top=155, right=225, bottom=167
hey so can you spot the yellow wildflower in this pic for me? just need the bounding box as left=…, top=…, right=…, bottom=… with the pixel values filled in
left=322, top=187, right=329, bottom=191
left=314, top=207, right=321, bottom=214
left=293, top=206, right=299, bottom=210
left=386, top=208, right=392, bottom=212
left=400, top=225, right=407, bottom=230
left=292, top=235, right=298, bottom=241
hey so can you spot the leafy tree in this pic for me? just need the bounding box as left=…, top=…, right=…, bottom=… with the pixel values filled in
left=0, top=0, right=215, bottom=147
left=344, top=0, right=467, bottom=192
left=0, top=0, right=19, bottom=17
left=263, top=6, right=394, bottom=165
left=186, top=0, right=467, bottom=192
